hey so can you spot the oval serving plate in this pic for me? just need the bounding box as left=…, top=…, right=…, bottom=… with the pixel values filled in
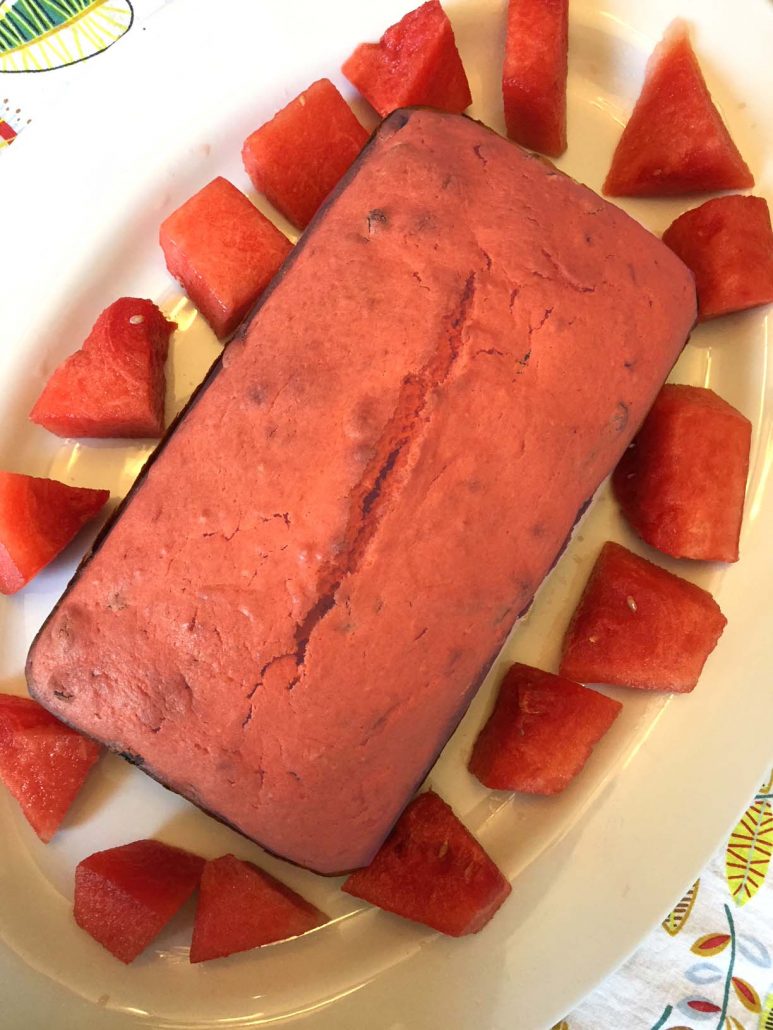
left=0, top=1, right=771, bottom=1027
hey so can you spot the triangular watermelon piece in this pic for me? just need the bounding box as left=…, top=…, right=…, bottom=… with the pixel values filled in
left=30, top=298, right=176, bottom=439
left=74, top=839, right=205, bottom=963
left=559, top=541, right=727, bottom=692
left=242, top=79, right=368, bottom=231
left=190, top=854, right=327, bottom=963
left=612, top=385, right=752, bottom=562
left=342, top=0, right=472, bottom=118
left=604, top=21, right=753, bottom=196
left=0, top=471, right=109, bottom=594
left=160, top=178, right=292, bottom=339
left=0, top=695, right=102, bottom=842
left=662, top=195, right=773, bottom=321
left=468, top=663, right=622, bottom=794
left=342, top=791, right=511, bottom=936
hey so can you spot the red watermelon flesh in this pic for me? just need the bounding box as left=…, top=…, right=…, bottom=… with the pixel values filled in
left=160, top=177, right=292, bottom=339
left=242, top=79, right=368, bottom=231
left=0, top=695, right=102, bottom=842
left=559, top=541, right=727, bottom=693
left=341, top=1, right=472, bottom=118
left=0, top=472, right=109, bottom=594
left=190, top=854, right=327, bottom=963
left=74, top=839, right=205, bottom=964
left=662, top=195, right=773, bottom=321
left=29, top=299, right=176, bottom=439
left=342, top=791, right=510, bottom=937
left=469, top=663, right=621, bottom=795
left=603, top=21, right=753, bottom=197
left=502, top=0, right=568, bottom=157
left=613, top=385, right=751, bottom=563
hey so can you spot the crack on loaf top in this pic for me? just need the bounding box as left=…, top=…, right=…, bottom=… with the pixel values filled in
left=529, top=307, right=554, bottom=336
left=472, top=144, right=487, bottom=167
left=252, top=272, right=479, bottom=693
left=536, top=248, right=596, bottom=294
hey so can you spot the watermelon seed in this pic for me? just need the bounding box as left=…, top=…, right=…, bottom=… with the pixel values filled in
left=588, top=635, right=599, bottom=644
left=626, top=595, right=638, bottom=612
left=129, top=314, right=145, bottom=325
left=438, top=840, right=449, bottom=859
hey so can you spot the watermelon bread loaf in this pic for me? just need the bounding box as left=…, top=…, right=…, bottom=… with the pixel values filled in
left=26, top=109, right=696, bottom=874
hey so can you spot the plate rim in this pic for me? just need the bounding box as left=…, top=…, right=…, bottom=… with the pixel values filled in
left=1, top=0, right=772, bottom=1027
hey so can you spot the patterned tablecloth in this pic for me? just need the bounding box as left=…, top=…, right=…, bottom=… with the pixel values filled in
left=1, top=3, right=771, bottom=1028
left=567, top=773, right=772, bottom=1030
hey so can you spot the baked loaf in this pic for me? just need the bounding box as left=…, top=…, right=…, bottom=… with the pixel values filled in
left=27, top=110, right=696, bottom=873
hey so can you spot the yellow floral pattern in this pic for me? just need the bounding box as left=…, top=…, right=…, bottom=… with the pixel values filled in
left=726, top=771, right=773, bottom=906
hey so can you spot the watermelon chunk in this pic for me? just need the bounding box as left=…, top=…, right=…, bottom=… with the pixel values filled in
left=160, top=177, right=292, bottom=339
left=559, top=541, right=727, bottom=692
left=603, top=21, right=753, bottom=197
left=502, top=0, right=568, bottom=157
left=0, top=695, right=102, bottom=842
left=341, top=1, right=472, bottom=118
left=613, top=385, right=752, bottom=563
left=74, top=839, right=205, bottom=964
left=29, top=299, right=175, bottom=439
left=0, top=472, right=109, bottom=594
left=242, top=79, right=368, bottom=231
left=662, top=195, right=773, bottom=321
left=468, top=663, right=622, bottom=794
left=342, top=791, right=510, bottom=936
left=189, top=854, right=327, bottom=963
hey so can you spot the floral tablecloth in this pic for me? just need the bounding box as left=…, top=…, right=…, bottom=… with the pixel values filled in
left=1, top=3, right=771, bottom=1028
left=565, top=771, right=773, bottom=1030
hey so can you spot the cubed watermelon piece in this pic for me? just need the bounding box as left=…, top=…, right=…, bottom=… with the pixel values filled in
left=0, top=695, right=102, bottom=842
left=613, top=385, right=752, bottom=563
left=469, top=663, right=622, bottom=794
left=242, top=79, right=369, bottom=231
left=559, top=541, right=727, bottom=692
left=189, top=854, right=327, bottom=963
left=160, top=177, right=292, bottom=339
left=74, top=839, right=205, bottom=963
left=0, top=472, right=109, bottom=594
left=341, top=1, right=472, bottom=119
left=342, top=790, right=510, bottom=936
left=662, top=195, right=773, bottom=321
left=29, top=299, right=176, bottom=439
left=502, top=0, right=568, bottom=157
left=603, top=21, right=753, bottom=197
